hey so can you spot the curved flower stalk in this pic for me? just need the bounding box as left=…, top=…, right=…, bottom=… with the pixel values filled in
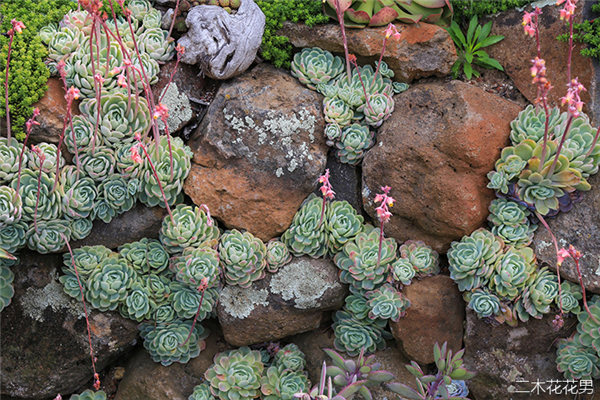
left=489, top=246, right=537, bottom=300
left=324, top=97, right=354, bottom=127
left=11, top=169, right=61, bottom=222
left=119, top=238, right=169, bottom=275
left=67, top=40, right=124, bottom=97
left=219, top=229, right=267, bottom=287
left=80, top=146, right=117, bottom=182
left=362, top=92, right=394, bottom=127
left=159, top=204, right=220, bottom=254
left=265, top=239, right=292, bottom=273
left=514, top=267, right=558, bottom=322
left=27, top=142, right=65, bottom=174
left=556, top=336, right=600, bottom=380
left=171, top=246, right=220, bottom=289
left=205, top=347, right=265, bottom=399
left=48, top=26, right=84, bottom=62
left=0, top=221, right=27, bottom=254
left=325, top=200, right=364, bottom=255
left=115, top=143, right=144, bottom=180
left=69, top=217, right=94, bottom=240
left=62, top=245, right=115, bottom=281
left=171, top=283, right=218, bottom=321
left=120, top=282, right=155, bottom=322
left=140, top=320, right=208, bottom=366
left=399, top=240, right=440, bottom=276
left=291, top=47, right=345, bottom=90
left=391, top=258, right=416, bottom=285
left=69, top=390, right=107, bottom=400
left=335, top=123, right=374, bottom=165
left=466, top=288, right=501, bottom=318
left=0, top=137, right=28, bottom=184
left=64, top=115, right=98, bottom=155
left=0, top=264, right=15, bottom=312
left=85, top=257, right=138, bottom=311
left=282, top=194, right=327, bottom=258
left=555, top=280, right=582, bottom=314
left=138, top=28, right=176, bottom=62
left=188, top=383, right=215, bottom=400
left=509, top=105, right=566, bottom=145
left=26, top=219, right=71, bottom=254
left=274, top=343, right=306, bottom=372
left=97, top=174, right=138, bottom=215
left=261, top=366, right=310, bottom=400
left=365, top=283, right=409, bottom=322
left=0, top=186, right=22, bottom=226
left=332, top=309, right=387, bottom=356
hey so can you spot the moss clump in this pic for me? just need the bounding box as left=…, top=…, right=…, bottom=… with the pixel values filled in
left=450, top=0, right=536, bottom=21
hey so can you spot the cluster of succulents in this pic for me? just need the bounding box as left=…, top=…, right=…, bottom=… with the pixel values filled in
left=291, top=47, right=408, bottom=165
left=487, top=198, right=537, bottom=248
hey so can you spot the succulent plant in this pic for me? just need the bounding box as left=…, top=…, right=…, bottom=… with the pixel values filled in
left=399, top=240, right=440, bottom=276
left=324, top=123, right=342, bottom=147
left=219, top=229, right=267, bottom=288
left=324, top=97, right=354, bottom=127
left=154, top=303, right=177, bottom=323
left=514, top=267, right=558, bottom=322
left=128, top=0, right=154, bottom=21
left=115, top=143, right=144, bottom=180
left=509, top=105, right=566, bottom=145
left=80, top=146, right=117, bottom=182
left=0, top=137, right=28, bottom=184
left=0, top=185, right=22, bottom=226
left=138, top=28, right=175, bottom=62
left=447, top=228, right=504, bottom=292
left=143, top=273, right=172, bottom=305
left=91, top=199, right=117, bottom=224
left=489, top=246, right=536, bottom=300
left=362, top=92, right=394, bottom=127
left=556, top=336, right=600, bottom=380
left=59, top=272, right=82, bottom=299
left=171, top=282, right=218, bottom=320
left=120, top=282, right=155, bottom=322
left=344, top=292, right=371, bottom=320
left=130, top=52, right=161, bottom=88
left=555, top=280, right=582, bottom=314
left=139, top=136, right=193, bottom=208
left=62, top=245, right=114, bottom=280
left=67, top=40, right=124, bottom=97
left=335, top=123, right=374, bottom=165
left=143, top=8, right=163, bottom=29
left=491, top=223, right=536, bottom=248
left=575, top=296, right=600, bottom=357
left=317, top=82, right=339, bottom=98
left=27, top=220, right=71, bottom=254
left=273, top=343, right=307, bottom=372
left=282, top=195, right=327, bottom=258
left=365, top=283, right=409, bottom=321
left=555, top=114, right=600, bottom=178
left=205, top=346, right=265, bottom=399
left=325, top=200, right=365, bottom=255
left=261, top=366, right=310, bottom=400
left=98, top=174, right=138, bottom=215
left=189, top=382, right=216, bottom=400
left=0, top=264, right=15, bottom=312
left=159, top=204, right=220, bottom=254
left=265, top=239, right=292, bottom=273
left=39, top=23, right=58, bottom=44
left=172, top=246, right=220, bottom=289
left=85, top=257, right=138, bottom=311
left=0, top=221, right=27, bottom=254
left=27, top=142, right=65, bottom=174
left=488, top=198, right=530, bottom=227
left=332, top=309, right=387, bottom=356
left=391, top=257, right=416, bottom=285
left=466, top=288, right=501, bottom=318
left=486, top=170, right=511, bottom=194
left=493, top=143, right=531, bottom=181
left=290, top=47, right=345, bottom=90
left=119, top=238, right=169, bottom=275
left=48, top=26, right=84, bottom=62
left=140, top=319, right=208, bottom=366
left=61, top=173, right=97, bottom=219
left=62, top=10, right=93, bottom=34
left=12, top=168, right=62, bottom=222
left=393, top=81, right=409, bottom=94
left=334, top=225, right=397, bottom=291
left=376, top=60, right=395, bottom=79
left=69, top=390, right=107, bottom=400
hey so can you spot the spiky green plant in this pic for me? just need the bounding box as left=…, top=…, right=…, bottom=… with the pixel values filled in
left=261, top=366, right=310, bottom=400
left=290, top=47, right=345, bottom=90
left=69, top=390, right=107, bottom=400
left=85, top=257, right=138, bottom=311
left=120, top=282, right=155, bottom=322
left=365, top=283, right=409, bottom=322
left=325, top=200, right=364, bottom=255
left=399, top=240, right=440, bottom=276
left=0, top=221, right=27, bottom=254
left=265, top=239, right=292, bottom=273
left=0, top=185, right=22, bottom=225
left=140, top=320, right=209, bottom=366
left=27, top=142, right=65, bottom=173
left=465, top=288, right=501, bottom=318
left=62, top=245, right=114, bottom=281
left=509, top=105, right=566, bottom=145
left=556, top=336, right=600, bottom=380
left=138, top=28, right=175, bottom=62
left=489, top=246, right=537, bottom=300
left=172, top=246, right=220, bottom=289
left=0, top=264, right=15, bottom=312
left=391, top=258, right=416, bottom=286
left=80, top=146, right=117, bottom=182
left=189, top=382, right=216, bottom=400
left=205, top=346, right=265, bottom=400
left=119, top=238, right=170, bottom=275
left=12, top=168, right=62, bottom=221
left=274, top=343, right=306, bottom=372
left=332, top=309, right=387, bottom=356
left=0, top=137, right=28, bottom=184
left=324, top=97, right=354, bottom=127
left=159, top=204, right=220, bottom=254
left=514, top=267, right=558, bottom=322
left=171, top=282, right=218, bottom=321
left=363, top=92, right=394, bottom=128
left=219, top=229, right=267, bottom=288
left=555, top=280, right=582, bottom=314
left=282, top=194, right=327, bottom=258
left=26, top=220, right=71, bottom=254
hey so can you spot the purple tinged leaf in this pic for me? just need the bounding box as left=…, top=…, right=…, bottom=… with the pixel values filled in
left=338, top=381, right=367, bottom=398
left=367, top=370, right=395, bottom=383
left=324, top=348, right=347, bottom=370
left=386, top=382, right=424, bottom=399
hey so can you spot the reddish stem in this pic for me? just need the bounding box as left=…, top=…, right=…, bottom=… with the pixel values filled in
left=334, top=0, right=352, bottom=83
left=179, top=287, right=206, bottom=347
left=373, top=36, right=388, bottom=87
left=136, top=138, right=174, bottom=224
left=547, top=115, right=573, bottom=177
left=535, top=211, right=564, bottom=316
left=167, top=0, right=181, bottom=39
left=376, top=220, right=384, bottom=270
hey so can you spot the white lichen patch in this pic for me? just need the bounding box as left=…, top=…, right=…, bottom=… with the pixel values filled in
left=220, top=286, right=269, bottom=319
left=270, top=259, right=340, bottom=309
left=158, top=83, right=193, bottom=132
left=20, top=270, right=84, bottom=322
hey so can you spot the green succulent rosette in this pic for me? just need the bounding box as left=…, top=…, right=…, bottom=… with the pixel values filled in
left=332, top=309, right=387, bottom=356
left=489, top=246, right=537, bottom=300
left=391, top=258, right=416, bottom=286
left=555, top=281, right=582, bottom=314
left=399, top=240, right=440, bottom=276
left=171, top=282, right=218, bottom=321
left=488, top=198, right=530, bottom=227
left=556, top=336, right=600, bottom=380
left=344, top=293, right=370, bottom=320
left=466, top=288, right=501, bottom=318
left=69, top=390, right=107, bottom=400
left=154, top=303, right=177, bottom=323
left=80, top=146, right=117, bottom=182
left=219, top=229, right=267, bottom=288
left=324, top=97, right=354, bottom=127
left=335, top=123, right=373, bottom=165
left=128, top=0, right=153, bottom=20
left=448, top=228, right=504, bottom=292
left=140, top=319, right=208, bottom=366
left=39, top=22, right=58, bottom=45
left=85, top=257, right=138, bottom=311
left=325, top=200, right=364, bottom=255
left=64, top=115, right=98, bottom=155
left=281, top=194, right=327, bottom=258
left=205, top=346, right=265, bottom=400
left=119, top=238, right=170, bottom=275
left=0, top=185, right=22, bottom=226
left=159, top=204, right=220, bottom=254
left=0, top=221, right=27, bottom=254
left=265, top=239, right=292, bottom=273
left=138, top=28, right=175, bottom=62
left=12, top=168, right=62, bottom=222
left=28, top=142, right=65, bottom=174
left=120, top=282, right=155, bottom=322
left=491, top=223, right=536, bottom=248
left=61, top=174, right=97, bottom=219
left=189, top=382, right=216, bottom=400
left=0, top=264, right=15, bottom=312
left=115, top=142, right=144, bottom=180
left=376, top=60, right=394, bottom=79
left=143, top=273, right=172, bottom=305
left=99, top=174, right=139, bottom=215
left=26, top=220, right=71, bottom=254
left=91, top=199, right=117, bottom=224
left=260, top=366, right=310, bottom=400
left=510, top=105, right=566, bottom=145
left=575, top=297, right=600, bottom=357
left=171, top=246, right=220, bottom=289
left=62, top=245, right=115, bottom=281
left=324, top=123, right=342, bottom=147
left=555, top=114, right=600, bottom=178
left=487, top=170, right=510, bottom=194
left=393, top=81, right=409, bottom=94
left=48, top=25, right=84, bottom=62
left=334, top=225, right=397, bottom=291
left=290, top=47, right=344, bottom=90
left=273, top=343, right=306, bottom=372
left=59, top=272, right=82, bottom=299
left=0, top=137, right=28, bottom=184
left=514, top=267, right=558, bottom=322
left=362, top=92, right=394, bottom=128
left=365, top=283, right=409, bottom=322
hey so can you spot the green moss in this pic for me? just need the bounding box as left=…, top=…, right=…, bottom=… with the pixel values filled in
left=560, top=0, right=600, bottom=59
left=451, top=0, right=536, bottom=21
left=0, top=0, right=75, bottom=140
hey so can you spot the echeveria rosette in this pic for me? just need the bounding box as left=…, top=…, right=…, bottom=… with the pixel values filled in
left=143, top=273, right=172, bottom=306
left=365, top=283, right=409, bottom=322
left=375, top=60, right=394, bottom=79
left=556, top=114, right=600, bottom=177
left=139, top=136, right=193, bottom=208
left=154, top=303, right=177, bottom=323
left=48, top=26, right=84, bottom=62
left=344, top=293, right=370, bottom=320
left=171, top=283, right=218, bottom=321
left=555, top=281, right=582, bottom=314
left=98, top=174, right=138, bottom=215
left=159, top=204, right=220, bottom=254
left=0, top=137, right=28, bottom=184
left=335, top=123, right=374, bottom=165
left=447, top=228, right=504, bottom=292
left=325, top=200, right=364, bottom=255
left=116, top=143, right=143, bottom=180
left=488, top=198, right=530, bottom=227
left=189, top=383, right=215, bottom=400
left=514, top=267, right=558, bottom=322
left=67, top=41, right=124, bottom=97
left=85, top=257, right=138, bottom=311
left=80, top=146, right=117, bottom=182
left=61, top=175, right=97, bottom=219
left=281, top=194, right=327, bottom=258
left=487, top=170, right=510, bottom=194
left=219, top=229, right=267, bottom=288
left=91, top=199, right=117, bottom=224
left=575, top=296, right=600, bottom=357
left=260, top=366, right=310, bottom=400
left=0, top=186, right=22, bottom=226
left=39, top=22, right=58, bottom=45
left=399, top=240, right=440, bottom=276
left=0, top=264, right=15, bottom=312
left=0, top=221, right=27, bottom=254
left=489, top=246, right=536, bottom=300
left=138, top=28, right=175, bottom=62
left=130, top=52, right=161, bottom=88
left=62, top=10, right=93, bottom=34
left=172, top=246, right=220, bottom=289
left=205, top=347, right=265, bottom=400
left=120, top=282, right=155, bottom=322
left=491, top=223, right=537, bottom=248
left=290, top=47, right=344, bottom=90
left=69, top=390, right=108, bottom=400
left=273, top=343, right=306, bottom=372
left=140, top=320, right=208, bottom=366
left=26, top=220, right=71, bottom=254
left=143, top=8, right=162, bottom=29
left=27, top=142, right=65, bottom=174
left=128, top=0, right=153, bottom=20
left=332, top=310, right=387, bottom=356
left=466, top=288, right=501, bottom=318
left=323, top=97, right=354, bottom=127
left=60, top=272, right=83, bottom=299
left=494, top=140, right=535, bottom=180
left=265, top=239, right=292, bottom=273
left=509, top=104, right=566, bottom=145
left=334, top=225, right=397, bottom=291
left=64, top=115, right=99, bottom=155
left=12, top=169, right=62, bottom=222
left=62, top=245, right=115, bottom=280
left=393, top=81, right=410, bottom=94
left=362, top=92, right=394, bottom=128
left=324, top=123, right=341, bottom=147
left=556, top=336, right=600, bottom=381
left=119, top=238, right=169, bottom=275
left=317, top=82, right=338, bottom=98
left=391, top=258, right=416, bottom=286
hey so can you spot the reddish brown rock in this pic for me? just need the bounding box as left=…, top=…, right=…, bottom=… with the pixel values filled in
left=362, top=80, right=522, bottom=252
left=184, top=63, right=328, bottom=241
left=281, top=21, right=457, bottom=82
left=390, top=275, right=465, bottom=365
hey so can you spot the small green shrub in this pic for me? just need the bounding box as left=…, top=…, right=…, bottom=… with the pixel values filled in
left=560, top=0, right=600, bottom=59
left=451, top=0, right=536, bottom=21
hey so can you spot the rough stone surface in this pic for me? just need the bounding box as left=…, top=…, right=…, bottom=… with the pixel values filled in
left=0, top=252, right=138, bottom=399
left=281, top=21, right=456, bottom=82
left=486, top=2, right=598, bottom=119
left=217, top=256, right=346, bottom=346
left=320, top=153, right=363, bottom=214
left=390, top=275, right=465, bottom=365
left=533, top=173, right=600, bottom=294
left=463, top=309, right=577, bottom=400
left=184, top=63, right=328, bottom=241
left=362, top=80, right=522, bottom=252
left=72, top=203, right=167, bottom=250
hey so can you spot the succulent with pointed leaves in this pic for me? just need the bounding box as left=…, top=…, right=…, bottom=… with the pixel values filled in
left=80, top=147, right=117, bottom=182
left=365, top=283, right=409, bottom=321
left=39, top=23, right=58, bottom=44
left=261, top=367, right=310, bottom=400
left=205, top=347, right=265, bottom=399
left=62, top=245, right=115, bottom=280
left=159, top=204, right=220, bottom=254
left=27, top=220, right=71, bottom=254
left=399, top=240, right=440, bottom=276
left=465, top=288, right=501, bottom=318
left=171, top=282, right=218, bottom=321
left=555, top=281, right=582, bottom=314
left=0, top=264, right=15, bottom=312
left=0, top=221, right=27, bottom=254
left=139, top=320, right=209, bottom=366
left=282, top=194, right=327, bottom=258
left=143, top=8, right=162, bottom=29
left=12, top=168, right=62, bottom=221
left=138, top=28, right=176, bottom=62
left=85, top=257, right=138, bottom=311
left=119, top=238, right=170, bottom=275
left=69, top=390, right=107, bottom=400
left=332, top=309, right=388, bottom=356
left=189, top=382, right=216, bottom=400
left=514, top=267, right=558, bottom=322
left=556, top=336, right=600, bottom=380
left=0, top=137, right=28, bottom=184
left=324, top=97, right=354, bottom=127
left=325, top=200, right=364, bottom=255
left=219, top=229, right=267, bottom=288
left=509, top=105, right=566, bottom=145
left=290, top=47, right=345, bottom=90
left=0, top=186, right=22, bottom=226
left=266, top=239, right=292, bottom=273
left=274, top=343, right=306, bottom=372
left=489, top=246, right=537, bottom=300
left=363, top=92, right=394, bottom=127
left=391, top=258, right=416, bottom=286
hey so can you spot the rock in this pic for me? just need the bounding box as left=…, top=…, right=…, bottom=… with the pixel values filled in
left=184, top=63, right=328, bottom=241
left=533, top=173, right=600, bottom=294
left=217, top=256, right=346, bottom=346
left=179, top=1, right=265, bottom=80
left=463, top=309, right=576, bottom=400
left=362, top=80, right=522, bottom=252
left=115, top=321, right=229, bottom=400
left=320, top=153, right=363, bottom=214
left=390, top=275, right=465, bottom=365
left=281, top=21, right=457, bottom=82
left=485, top=2, right=598, bottom=117
left=72, top=203, right=167, bottom=250
left=0, top=251, right=138, bottom=399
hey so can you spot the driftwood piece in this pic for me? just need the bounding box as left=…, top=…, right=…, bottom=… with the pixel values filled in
left=178, top=0, right=265, bottom=80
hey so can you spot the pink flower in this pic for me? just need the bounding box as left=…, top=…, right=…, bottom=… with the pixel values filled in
left=384, top=23, right=400, bottom=40
left=153, top=103, right=169, bottom=121
left=557, top=247, right=570, bottom=266
left=93, top=73, right=105, bottom=86
left=130, top=144, right=143, bottom=164
left=318, top=169, right=336, bottom=201
left=53, top=395, right=63, bottom=400
left=176, top=44, right=185, bottom=56
left=25, top=108, right=41, bottom=133
left=557, top=0, right=577, bottom=20
left=10, top=19, right=25, bottom=34
left=117, top=74, right=127, bottom=88
left=348, top=53, right=357, bottom=66
left=522, top=8, right=541, bottom=37
left=374, top=186, right=395, bottom=224
left=561, top=78, right=586, bottom=117
left=197, top=277, right=209, bottom=291
left=66, top=86, right=80, bottom=102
